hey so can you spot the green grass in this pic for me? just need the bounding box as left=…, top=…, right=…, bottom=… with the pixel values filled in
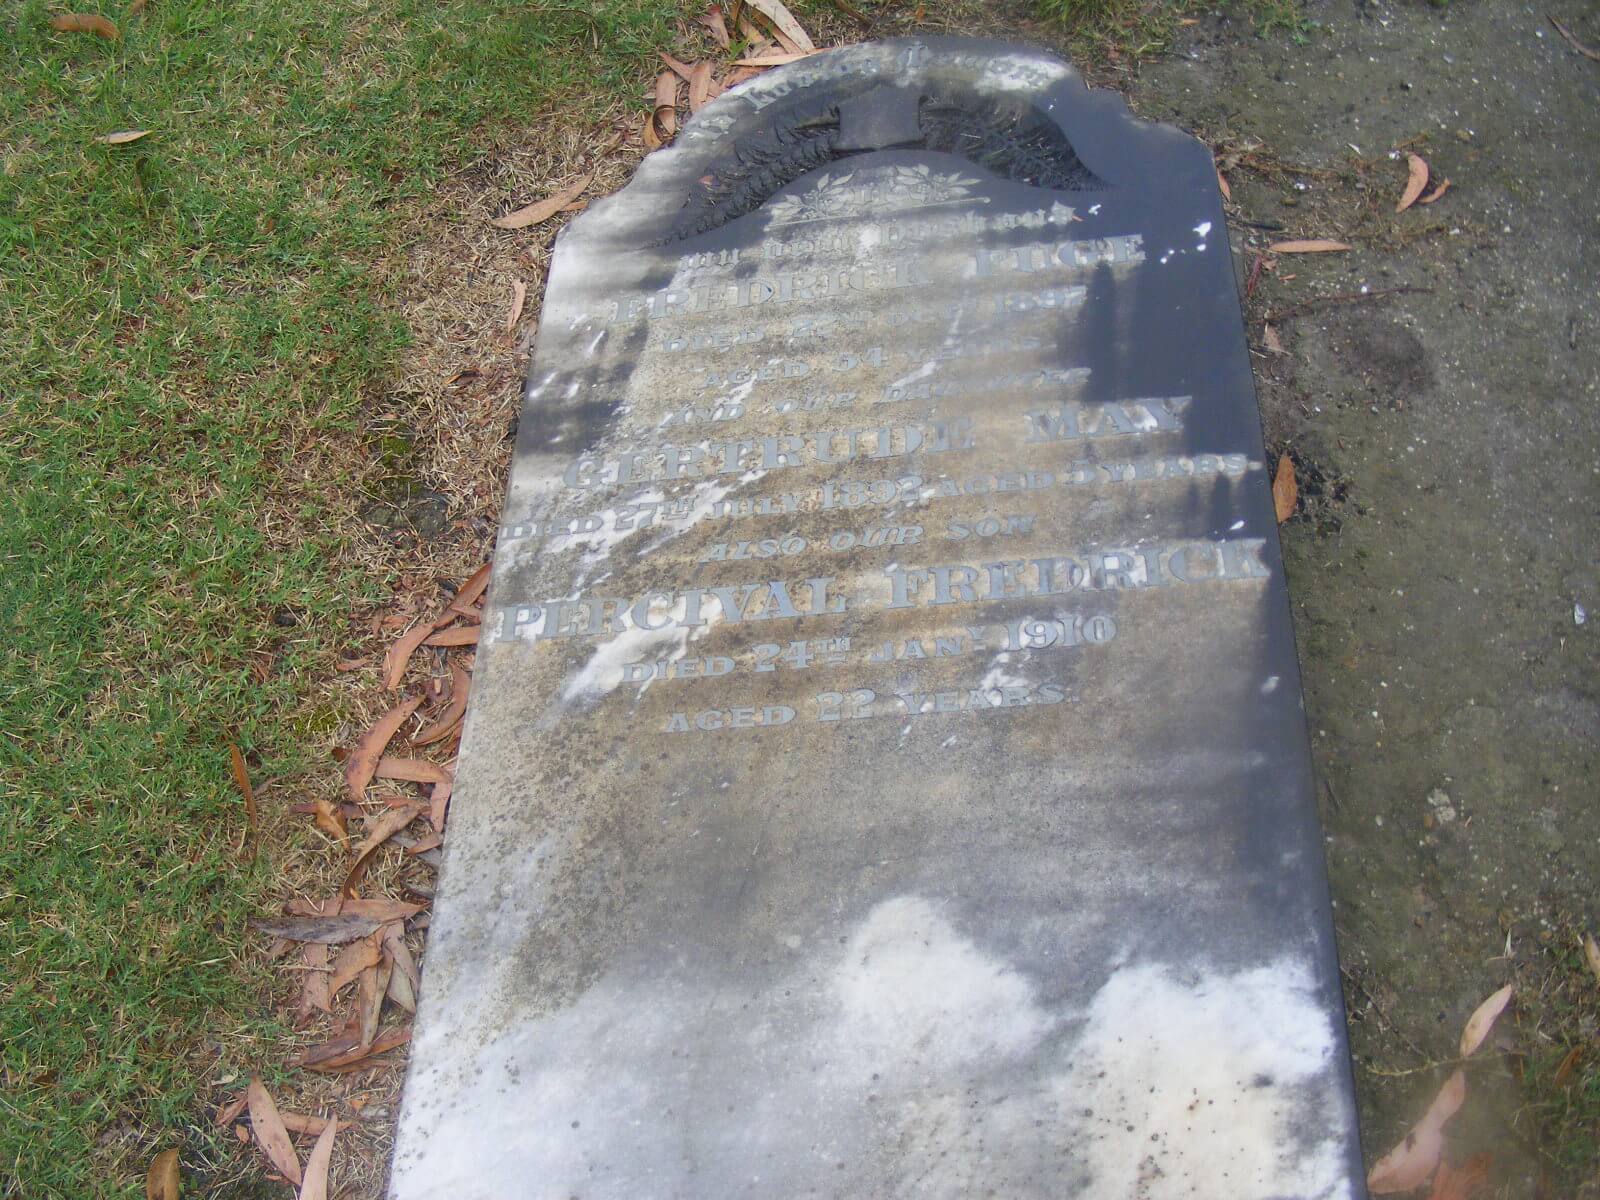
left=1515, top=928, right=1600, bottom=1196
left=0, top=1, right=686, bottom=1194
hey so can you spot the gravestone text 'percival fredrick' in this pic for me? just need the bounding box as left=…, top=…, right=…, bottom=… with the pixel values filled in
left=390, top=38, right=1367, bottom=1200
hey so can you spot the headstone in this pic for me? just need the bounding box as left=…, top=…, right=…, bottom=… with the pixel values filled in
left=390, top=38, right=1366, bottom=1200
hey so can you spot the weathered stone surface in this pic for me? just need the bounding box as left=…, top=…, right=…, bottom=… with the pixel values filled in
left=390, top=39, right=1365, bottom=1200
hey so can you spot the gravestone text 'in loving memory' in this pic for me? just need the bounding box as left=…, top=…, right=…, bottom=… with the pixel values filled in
left=390, top=40, right=1366, bottom=1200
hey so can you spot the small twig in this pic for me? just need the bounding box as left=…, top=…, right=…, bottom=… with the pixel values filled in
left=1365, top=1050, right=1511, bottom=1079
left=1339, top=963, right=1430, bottom=1060
left=1550, top=15, right=1600, bottom=61
left=830, top=0, right=872, bottom=26
left=1263, top=285, right=1431, bottom=323
left=1244, top=252, right=1267, bottom=299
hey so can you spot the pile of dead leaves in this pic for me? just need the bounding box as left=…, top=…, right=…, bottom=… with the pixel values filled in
left=484, top=2, right=828, bottom=233
left=201, top=564, right=488, bottom=1193
left=646, top=1, right=821, bottom=149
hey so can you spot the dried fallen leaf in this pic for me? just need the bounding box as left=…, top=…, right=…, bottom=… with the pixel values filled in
left=453, top=563, right=492, bottom=609
left=1459, top=983, right=1514, bottom=1058
left=1427, top=1153, right=1491, bottom=1200
left=1368, top=1069, right=1467, bottom=1194
left=382, top=615, right=451, bottom=690
left=98, top=129, right=150, bottom=145
left=297, top=1119, right=336, bottom=1200
left=375, top=757, right=451, bottom=786
left=688, top=61, right=714, bottom=112
left=504, top=280, right=527, bottom=333
left=1397, top=152, right=1430, bottom=212
left=1550, top=15, right=1600, bottom=61
left=50, top=12, right=119, bottom=38
left=126, top=0, right=146, bottom=14
left=1263, top=322, right=1285, bottom=355
left=344, top=696, right=422, bottom=804
left=404, top=832, right=442, bottom=855
left=1272, top=454, right=1297, bottom=523
left=1418, top=178, right=1452, bottom=204
left=301, top=1024, right=412, bottom=1073
left=1216, top=169, right=1231, bottom=201
left=423, top=626, right=480, bottom=648
left=1268, top=239, right=1352, bottom=253
left=251, top=912, right=387, bottom=945
left=215, top=1095, right=248, bottom=1128
left=312, top=797, right=348, bottom=847
left=385, top=951, right=417, bottom=1012
left=279, top=1113, right=347, bottom=1137
left=659, top=51, right=695, bottom=80
left=488, top=174, right=591, bottom=231
left=1551, top=1044, right=1583, bottom=1088
left=329, top=897, right=424, bottom=921
left=652, top=71, right=679, bottom=144
left=743, top=0, right=815, bottom=52
left=732, top=51, right=815, bottom=66
left=698, top=3, right=730, bottom=47
left=145, top=1148, right=180, bottom=1200
left=228, top=740, right=257, bottom=845
left=357, top=955, right=391, bottom=1047
left=427, top=772, right=453, bottom=832
left=1584, top=932, right=1600, bottom=983
left=298, top=942, right=331, bottom=1021
left=414, top=660, right=471, bottom=747
left=329, top=934, right=382, bottom=998
left=246, top=1079, right=302, bottom=1186
left=735, top=10, right=775, bottom=54
left=382, top=925, right=420, bottom=1013
left=343, top=803, right=426, bottom=898
left=297, top=1032, right=361, bottom=1070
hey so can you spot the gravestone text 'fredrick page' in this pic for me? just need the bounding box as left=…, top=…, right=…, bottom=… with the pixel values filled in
left=390, top=38, right=1367, bottom=1200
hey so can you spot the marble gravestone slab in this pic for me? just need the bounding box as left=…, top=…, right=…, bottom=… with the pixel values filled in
left=391, top=39, right=1366, bottom=1200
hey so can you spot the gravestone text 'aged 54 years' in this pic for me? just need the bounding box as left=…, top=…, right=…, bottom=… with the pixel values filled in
left=390, top=39, right=1367, bottom=1200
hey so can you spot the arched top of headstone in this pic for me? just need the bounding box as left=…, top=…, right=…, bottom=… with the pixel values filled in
left=562, top=38, right=1211, bottom=253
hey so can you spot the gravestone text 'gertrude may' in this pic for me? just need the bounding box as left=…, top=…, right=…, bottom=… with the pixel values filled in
left=390, top=39, right=1367, bottom=1200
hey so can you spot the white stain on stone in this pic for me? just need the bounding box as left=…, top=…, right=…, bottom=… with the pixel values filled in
left=393, top=891, right=1355, bottom=1200
left=979, top=649, right=1030, bottom=692
left=560, top=622, right=690, bottom=702
left=1059, top=958, right=1350, bottom=1200
left=830, top=897, right=1052, bottom=1073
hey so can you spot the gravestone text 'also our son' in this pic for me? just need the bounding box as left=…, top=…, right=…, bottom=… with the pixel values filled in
left=390, top=39, right=1367, bottom=1200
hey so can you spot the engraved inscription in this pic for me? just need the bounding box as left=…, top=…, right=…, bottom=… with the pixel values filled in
left=496, top=150, right=1272, bottom=738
